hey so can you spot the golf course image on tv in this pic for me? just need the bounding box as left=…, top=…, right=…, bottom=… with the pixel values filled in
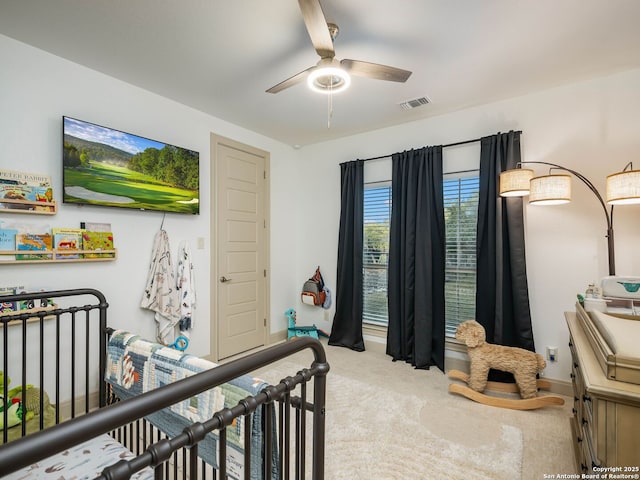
left=63, top=116, right=199, bottom=214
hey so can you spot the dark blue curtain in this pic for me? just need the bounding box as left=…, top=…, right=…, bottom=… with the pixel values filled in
left=386, top=147, right=445, bottom=370
left=476, top=131, right=534, bottom=379
left=329, top=160, right=365, bottom=351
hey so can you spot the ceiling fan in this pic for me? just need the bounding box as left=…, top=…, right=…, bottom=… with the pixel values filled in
left=266, top=0, right=412, bottom=94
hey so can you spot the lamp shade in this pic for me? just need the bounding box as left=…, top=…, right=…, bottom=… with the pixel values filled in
left=529, top=174, right=571, bottom=205
left=499, top=168, right=534, bottom=197
left=606, top=169, right=640, bottom=205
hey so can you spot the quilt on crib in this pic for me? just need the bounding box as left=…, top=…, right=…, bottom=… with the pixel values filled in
left=105, top=330, right=278, bottom=480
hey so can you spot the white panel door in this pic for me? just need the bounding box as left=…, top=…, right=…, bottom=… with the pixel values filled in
left=212, top=135, right=268, bottom=360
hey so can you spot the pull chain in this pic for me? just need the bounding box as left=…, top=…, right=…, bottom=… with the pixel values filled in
left=327, top=85, right=333, bottom=129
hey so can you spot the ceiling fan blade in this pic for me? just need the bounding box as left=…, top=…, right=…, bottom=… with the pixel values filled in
left=266, top=66, right=314, bottom=94
left=298, top=0, right=335, bottom=58
left=341, top=59, right=412, bottom=83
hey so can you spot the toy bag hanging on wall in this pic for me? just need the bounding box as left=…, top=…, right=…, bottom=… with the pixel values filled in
left=301, top=266, right=327, bottom=306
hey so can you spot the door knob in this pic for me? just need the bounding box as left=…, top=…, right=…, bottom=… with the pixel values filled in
left=219, top=276, right=231, bottom=283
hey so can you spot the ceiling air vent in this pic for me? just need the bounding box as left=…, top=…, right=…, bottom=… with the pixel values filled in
left=399, top=96, right=431, bottom=110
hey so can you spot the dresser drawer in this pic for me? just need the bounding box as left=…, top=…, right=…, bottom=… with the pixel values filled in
left=570, top=415, right=585, bottom=473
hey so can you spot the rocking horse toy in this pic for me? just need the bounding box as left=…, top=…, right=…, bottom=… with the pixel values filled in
left=448, top=320, right=565, bottom=410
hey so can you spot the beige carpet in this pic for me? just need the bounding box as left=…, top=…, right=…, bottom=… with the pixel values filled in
left=253, top=339, right=575, bottom=480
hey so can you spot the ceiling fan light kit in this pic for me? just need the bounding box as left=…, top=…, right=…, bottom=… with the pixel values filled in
left=266, top=0, right=412, bottom=96
left=307, top=65, right=351, bottom=94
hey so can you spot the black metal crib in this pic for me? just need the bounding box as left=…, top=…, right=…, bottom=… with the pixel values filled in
left=0, top=288, right=329, bottom=480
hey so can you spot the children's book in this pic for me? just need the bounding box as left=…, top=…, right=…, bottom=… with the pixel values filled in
left=15, top=233, right=53, bottom=260
left=52, top=228, right=84, bottom=259
left=82, top=231, right=115, bottom=258
left=0, top=169, right=52, bottom=187
left=0, top=184, right=38, bottom=201
left=15, top=288, right=54, bottom=311
left=0, top=184, right=54, bottom=211
left=0, top=286, right=18, bottom=314
left=0, top=170, right=54, bottom=211
left=0, top=228, right=17, bottom=261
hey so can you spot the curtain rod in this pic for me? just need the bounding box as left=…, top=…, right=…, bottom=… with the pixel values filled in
left=349, top=130, right=523, bottom=164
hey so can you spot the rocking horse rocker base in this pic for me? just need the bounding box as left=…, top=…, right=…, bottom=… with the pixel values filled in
left=448, top=369, right=565, bottom=410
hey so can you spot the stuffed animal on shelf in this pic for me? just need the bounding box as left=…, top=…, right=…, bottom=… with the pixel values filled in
left=455, top=320, right=546, bottom=399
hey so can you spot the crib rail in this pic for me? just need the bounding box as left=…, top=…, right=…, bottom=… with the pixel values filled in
left=0, top=288, right=108, bottom=444
left=0, top=336, right=329, bottom=480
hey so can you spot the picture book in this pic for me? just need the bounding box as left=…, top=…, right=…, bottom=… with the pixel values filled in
left=82, top=231, right=115, bottom=258
left=0, top=228, right=17, bottom=261
left=15, top=233, right=53, bottom=260
left=52, top=228, right=84, bottom=259
left=2, top=184, right=52, bottom=200
left=0, top=169, right=52, bottom=187
left=0, top=184, right=54, bottom=211
left=0, top=285, right=52, bottom=313
left=0, top=286, right=18, bottom=314
left=15, top=288, right=55, bottom=311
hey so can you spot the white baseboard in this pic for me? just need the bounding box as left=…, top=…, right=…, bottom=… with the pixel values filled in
left=270, top=330, right=288, bottom=344
left=365, top=336, right=571, bottom=396
left=57, top=391, right=101, bottom=418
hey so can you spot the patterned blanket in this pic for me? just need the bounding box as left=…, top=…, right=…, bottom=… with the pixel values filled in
left=6, top=433, right=154, bottom=480
left=105, top=330, right=277, bottom=480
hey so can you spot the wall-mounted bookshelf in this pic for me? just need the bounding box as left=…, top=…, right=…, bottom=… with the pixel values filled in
left=0, top=305, right=58, bottom=326
left=0, top=249, right=117, bottom=265
left=0, top=198, right=56, bottom=214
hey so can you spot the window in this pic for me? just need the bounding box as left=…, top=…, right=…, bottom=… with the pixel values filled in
left=363, top=183, right=391, bottom=325
left=361, top=175, right=479, bottom=337
left=443, top=175, right=479, bottom=337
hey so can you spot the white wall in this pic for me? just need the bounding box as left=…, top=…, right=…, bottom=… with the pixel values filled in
left=294, top=68, right=640, bottom=381
left=0, top=34, right=300, bottom=358
left=3, top=33, right=639, bottom=382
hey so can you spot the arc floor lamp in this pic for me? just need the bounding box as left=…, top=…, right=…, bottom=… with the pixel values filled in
left=499, top=162, right=640, bottom=276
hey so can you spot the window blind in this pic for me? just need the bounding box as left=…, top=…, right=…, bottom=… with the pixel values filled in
left=443, top=176, right=479, bottom=337
left=363, top=184, right=391, bottom=325
left=361, top=176, right=479, bottom=333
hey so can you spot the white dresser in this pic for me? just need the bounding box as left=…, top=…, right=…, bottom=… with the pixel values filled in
left=566, top=309, right=640, bottom=472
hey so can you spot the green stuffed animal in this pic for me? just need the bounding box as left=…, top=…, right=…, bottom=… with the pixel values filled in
left=0, top=371, right=35, bottom=429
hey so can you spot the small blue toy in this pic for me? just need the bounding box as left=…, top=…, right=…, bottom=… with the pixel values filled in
left=285, top=308, right=329, bottom=340
left=168, top=335, right=189, bottom=351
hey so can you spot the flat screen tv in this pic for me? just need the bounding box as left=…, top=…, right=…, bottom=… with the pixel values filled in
left=63, top=116, right=199, bottom=214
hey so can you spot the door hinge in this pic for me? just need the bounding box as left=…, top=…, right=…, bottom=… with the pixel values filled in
left=263, top=170, right=266, bottom=179
left=264, top=269, right=266, bottom=277
left=264, top=318, right=267, bottom=327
